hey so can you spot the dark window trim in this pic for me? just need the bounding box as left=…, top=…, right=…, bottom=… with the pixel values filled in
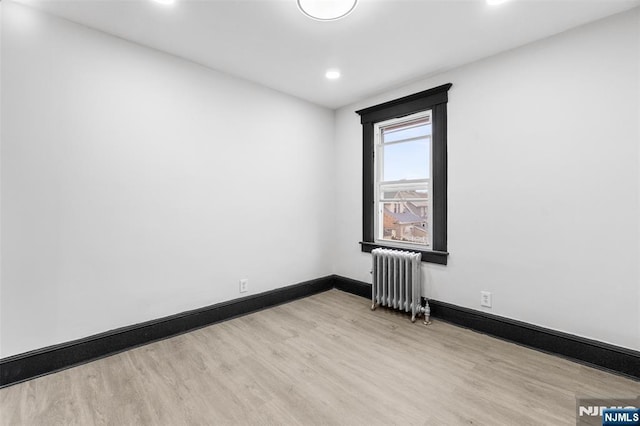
left=356, top=83, right=452, bottom=265
left=359, top=242, right=448, bottom=265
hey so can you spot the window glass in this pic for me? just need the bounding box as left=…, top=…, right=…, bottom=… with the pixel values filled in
left=380, top=201, right=429, bottom=246
left=382, top=139, right=430, bottom=182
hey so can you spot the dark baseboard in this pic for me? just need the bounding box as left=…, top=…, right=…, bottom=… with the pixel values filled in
left=333, top=275, right=372, bottom=299
left=0, top=276, right=334, bottom=388
left=3, top=274, right=638, bottom=388
left=333, top=275, right=640, bottom=380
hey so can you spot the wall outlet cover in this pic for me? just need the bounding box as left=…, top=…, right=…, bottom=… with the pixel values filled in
left=480, top=291, right=492, bottom=308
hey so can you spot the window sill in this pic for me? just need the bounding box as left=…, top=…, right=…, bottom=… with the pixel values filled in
left=359, top=241, right=448, bottom=265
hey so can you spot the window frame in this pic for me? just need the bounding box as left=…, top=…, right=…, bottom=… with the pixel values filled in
left=356, top=83, right=452, bottom=265
left=374, top=110, right=433, bottom=249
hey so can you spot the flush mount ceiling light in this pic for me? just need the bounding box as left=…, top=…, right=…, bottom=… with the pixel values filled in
left=297, top=0, right=358, bottom=21
left=487, top=0, right=510, bottom=5
left=152, top=0, right=176, bottom=5
left=325, top=69, right=341, bottom=80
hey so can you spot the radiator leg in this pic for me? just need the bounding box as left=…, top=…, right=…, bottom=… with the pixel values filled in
left=371, top=303, right=377, bottom=311
left=411, top=314, right=416, bottom=323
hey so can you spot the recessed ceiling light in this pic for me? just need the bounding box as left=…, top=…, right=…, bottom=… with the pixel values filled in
left=297, top=0, right=358, bottom=21
left=487, top=0, right=509, bottom=5
left=325, top=69, right=341, bottom=80
left=152, top=0, right=176, bottom=5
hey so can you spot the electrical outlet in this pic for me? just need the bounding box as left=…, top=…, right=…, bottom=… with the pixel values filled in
left=239, top=279, right=248, bottom=293
left=480, top=291, right=492, bottom=308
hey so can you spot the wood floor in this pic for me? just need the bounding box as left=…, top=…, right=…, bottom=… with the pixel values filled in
left=1, top=289, right=637, bottom=425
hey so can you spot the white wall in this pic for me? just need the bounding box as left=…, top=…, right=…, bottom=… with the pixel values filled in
left=0, top=4, right=4, bottom=358
left=0, top=2, right=335, bottom=358
left=637, top=6, right=640, bottom=354
left=1, top=2, right=638, bottom=359
left=333, top=8, right=640, bottom=351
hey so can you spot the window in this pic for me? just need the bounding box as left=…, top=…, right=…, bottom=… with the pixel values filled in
left=356, top=84, right=451, bottom=265
left=375, top=111, right=433, bottom=248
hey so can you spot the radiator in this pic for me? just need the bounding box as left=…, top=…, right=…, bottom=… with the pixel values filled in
left=371, top=248, right=431, bottom=324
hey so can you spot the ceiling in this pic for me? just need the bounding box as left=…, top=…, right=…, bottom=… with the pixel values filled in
left=14, top=0, right=640, bottom=109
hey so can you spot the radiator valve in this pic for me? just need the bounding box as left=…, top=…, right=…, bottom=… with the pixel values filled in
left=423, top=303, right=431, bottom=325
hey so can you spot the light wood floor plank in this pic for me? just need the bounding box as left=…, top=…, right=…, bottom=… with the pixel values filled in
left=1, top=289, right=638, bottom=425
